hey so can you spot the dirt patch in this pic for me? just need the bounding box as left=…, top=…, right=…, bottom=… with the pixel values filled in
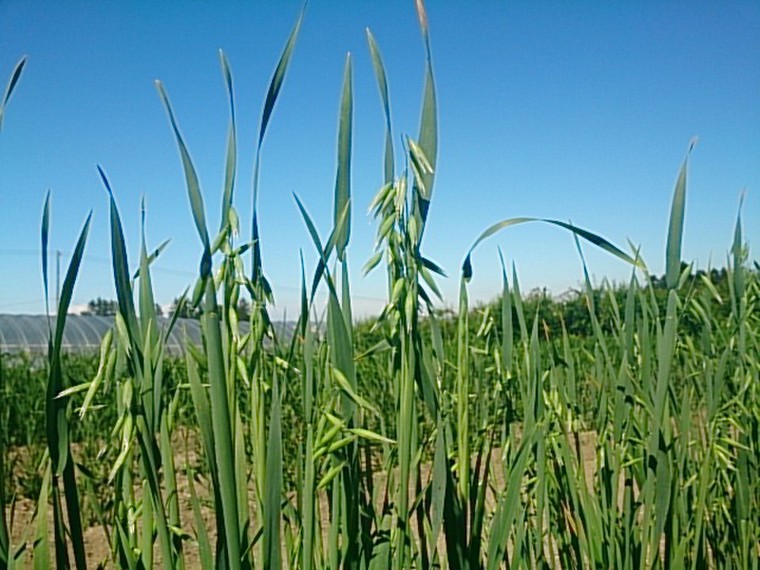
left=5, top=429, right=603, bottom=568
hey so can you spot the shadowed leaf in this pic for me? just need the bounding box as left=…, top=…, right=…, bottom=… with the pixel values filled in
left=0, top=56, right=26, bottom=132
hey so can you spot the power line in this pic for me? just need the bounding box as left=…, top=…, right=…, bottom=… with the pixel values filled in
left=0, top=298, right=44, bottom=309
left=0, top=248, right=389, bottom=301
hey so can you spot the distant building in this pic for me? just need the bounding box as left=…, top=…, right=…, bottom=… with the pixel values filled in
left=0, top=314, right=300, bottom=356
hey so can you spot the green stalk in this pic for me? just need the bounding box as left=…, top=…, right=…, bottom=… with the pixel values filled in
left=41, top=192, right=90, bottom=570
left=203, top=291, right=243, bottom=569
left=263, top=372, right=283, bottom=570
left=157, top=83, right=243, bottom=568
left=99, top=169, right=182, bottom=569
left=0, top=56, right=26, bottom=570
left=299, top=261, right=318, bottom=570
left=456, top=275, right=470, bottom=502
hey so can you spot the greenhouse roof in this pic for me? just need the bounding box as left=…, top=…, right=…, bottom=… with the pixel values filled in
left=0, top=314, right=269, bottom=355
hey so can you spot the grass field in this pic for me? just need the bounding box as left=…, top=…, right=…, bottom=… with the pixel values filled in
left=1, top=2, right=759, bottom=568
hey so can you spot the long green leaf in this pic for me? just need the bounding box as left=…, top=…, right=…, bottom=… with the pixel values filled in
left=499, top=248, right=513, bottom=373
left=252, top=6, right=304, bottom=283
left=334, top=54, right=353, bottom=261
left=366, top=29, right=394, bottom=185
left=463, top=216, right=641, bottom=279
left=731, top=193, right=745, bottom=302
left=139, top=479, right=154, bottom=570
left=62, top=459, right=87, bottom=570
left=131, top=239, right=170, bottom=280
left=219, top=50, right=237, bottom=232
left=0, top=56, right=26, bottom=132
left=51, top=485, right=68, bottom=569
left=155, top=82, right=212, bottom=276
left=46, top=210, right=92, bottom=477
left=263, top=373, right=283, bottom=570
left=202, top=286, right=243, bottom=570
left=486, top=428, right=536, bottom=569
left=257, top=6, right=304, bottom=153
left=413, top=0, right=437, bottom=235
left=187, top=464, right=213, bottom=569
left=41, top=200, right=91, bottom=570
left=32, top=463, right=51, bottom=570
left=41, top=192, right=51, bottom=319
left=99, top=166, right=141, bottom=345
left=293, top=193, right=342, bottom=304
left=665, top=145, right=693, bottom=288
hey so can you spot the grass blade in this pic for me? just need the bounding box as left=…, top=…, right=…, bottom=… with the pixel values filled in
left=155, top=82, right=212, bottom=275
left=665, top=145, right=693, bottom=288
left=499, top=248, right=513, bottom=373
left=263, top=372, right=283, bottom=570
left=32, top=463, right=51, bottom=570
left=159, top=70, right=245, bottom=566
left=0, top=56, right=26, bottom=132
left=252, top=5, right=304, bottom=284
left=412, top=0, right=437, bottom=233
left=219, top=50, right=237, bottom=232
left=731, top=193, right=745, bottom=303
left=366, top=29, right=394, bottom=184
left=187, top=465, right=214, bottom=569
left=257, top=5, right=305, bottom=153
left=486, top=428, right=536, bottom=569
left=202, top=288, right=243, bottom=569
left=463, top=216, right=641, bottom=279
left=46, top=211, right=92, bottom=475
left=99, top=166, right=141, bottom=342
left=334, top=54, right=352, bottom=261
left=41, top=192, right=51, bottom=318
left=41, top=201, right=91, bottom=570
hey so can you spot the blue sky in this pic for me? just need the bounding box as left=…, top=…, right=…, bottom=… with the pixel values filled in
left=1, top=1, right=758, bottom=318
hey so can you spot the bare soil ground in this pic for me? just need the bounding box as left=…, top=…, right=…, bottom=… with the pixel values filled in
left=5, top=430, right=601, bottom=568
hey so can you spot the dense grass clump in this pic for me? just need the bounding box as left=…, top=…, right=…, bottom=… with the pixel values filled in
left=2, top=4, right=759, bottom=569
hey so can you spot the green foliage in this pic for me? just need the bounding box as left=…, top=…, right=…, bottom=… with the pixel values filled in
left=3, top=5, right=759, bottom=569
left=82, top=297, right=119, bottom=317
left=0, top=55, right=26, bottom=570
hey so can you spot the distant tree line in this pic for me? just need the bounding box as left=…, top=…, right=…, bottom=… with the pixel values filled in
left=81, top=264, right=755, bottom=336
left=481, top=263, right=753, bottom=341
left=81, top=296, right=252, bottom=321
left=352, top=263, right=758, bottom=353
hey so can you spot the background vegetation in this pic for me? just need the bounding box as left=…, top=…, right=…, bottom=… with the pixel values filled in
left=1, top=3, right=758, bottom=569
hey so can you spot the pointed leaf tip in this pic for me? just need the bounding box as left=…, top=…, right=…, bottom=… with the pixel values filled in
left=333, top=53, right=353, bottom=260
left=1, top=56, right=27, bottom=127
left=257, top=6, right=304, bottom=149
left=415, top=0, right=429, bottom=35
left=665, top=152, right=689, bottom=289
left=97, top=165, right=114, bottom=196
left=462, top=255, right=472, bottom=281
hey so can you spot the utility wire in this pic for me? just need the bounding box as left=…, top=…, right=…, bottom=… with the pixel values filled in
left=0, top=248, right=388, bottom=302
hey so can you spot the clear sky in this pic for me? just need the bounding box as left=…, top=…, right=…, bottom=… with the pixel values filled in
left=1, top=1, right=758, bottom=318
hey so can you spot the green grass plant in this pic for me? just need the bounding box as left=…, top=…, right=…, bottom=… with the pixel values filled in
left=0, top=53, right=27, bottom=570
left=2, top=4, right=759, bottom=569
